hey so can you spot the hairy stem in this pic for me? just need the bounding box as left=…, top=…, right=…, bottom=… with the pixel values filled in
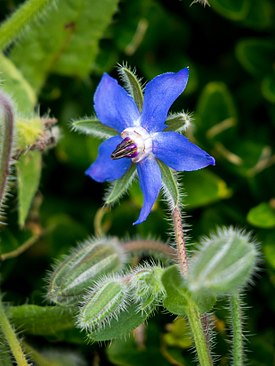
left=122, top=239, right=176, bottom=260
left=230, top=292, right=244, bottom=366
left=172, top=206, right=188, bottom=276
left=0, top=91, right=14, bottom=216
left=0, top=0, right=51, bottom=51
left=0, top=300, right=30, bottom=366
left=186, top=301, right=213, bottom=366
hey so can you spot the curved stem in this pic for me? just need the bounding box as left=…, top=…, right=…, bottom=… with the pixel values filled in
left=122, top=239, right=176, bottom=260
left=186, top=301, right=213, bottom=366
left=0, top=0, right=51, bottom=51
left=230, top=292, right=243, bottom=366
left=172, top=206, right=188, bottom=276
left=0, top=300, right=30, bottom=366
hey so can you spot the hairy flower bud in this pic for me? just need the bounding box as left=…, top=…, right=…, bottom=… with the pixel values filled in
left=77, top=276, right=129, bottom=331
left=47, top=237, right=125, bottom=305
left=187, top=227, right=258, bottom=296
left=129, top=265, right=165, bottom=314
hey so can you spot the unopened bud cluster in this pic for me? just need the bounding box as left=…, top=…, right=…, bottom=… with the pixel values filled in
left=77, top=264, right=166, bottom=332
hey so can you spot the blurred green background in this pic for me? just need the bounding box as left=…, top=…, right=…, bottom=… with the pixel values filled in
left=0, top=0, right=275, bottom=365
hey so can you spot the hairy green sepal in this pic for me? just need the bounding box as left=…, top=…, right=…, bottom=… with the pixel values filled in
left=158, top=160, right=179, bottom=208
left=105, top=164, right=136, bottom=205
left=71, top=117, right=117, bottom=139
left=165, top=111, right=192, bottom=132
left=118, top=65, right=144, bottom=112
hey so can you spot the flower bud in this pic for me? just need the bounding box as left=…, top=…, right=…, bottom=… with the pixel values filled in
left=77, top=276, right=128, bottom=331
left=129, top=265, right=165, bottom=314
left=187, top=227, right=258, bottom=296
left=47, top=237, right=125, bottom=305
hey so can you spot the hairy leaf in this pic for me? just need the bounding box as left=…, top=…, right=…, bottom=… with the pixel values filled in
left=11, top=0, right=120, bottom=91
left=16, top=151, right=41, bottom=227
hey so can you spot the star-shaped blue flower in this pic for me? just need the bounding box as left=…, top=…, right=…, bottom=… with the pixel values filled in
left=86, top=68, right=215, bottom=224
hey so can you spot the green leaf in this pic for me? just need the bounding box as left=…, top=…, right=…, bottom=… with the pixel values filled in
left=196, top=82, right=237, bottom=144
left=158, top=160, right=179, bottom=208
left=162, top=265, right=216, bottom=315
left=88, top=302, right=150, bottom=342
left=10, top=0, right=120, bottom=91
left=16, top=151, right=42, bottom=227
left=0, top=54, right=36, bottom=115
left=161, top=265, right=190, bottom=316
left=118, top=65, right=144, bottom=112
left=236, top=39, right=275, bottom=79
left=210, top=0, right=249, bottom=21
left=108, top=324, right=172, bottom=366
left=263, top=241, right=275, bottom=270
left=7, top=305, right=75, bottom=336
left=105, top=164, right=136, bottom=205
left=71, top=118, right=117, bottom=139
left=247, top=202, right=275, bottom=228
left=261, top=72, right=275, bottom=104
left=241, top=0, right=273, bottom=29
left=182, top=170, right=232, bottom=209
left=162, top=317, right=193, bottom=349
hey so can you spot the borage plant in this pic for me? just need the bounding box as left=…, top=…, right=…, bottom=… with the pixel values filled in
left=46, top=65, right=260, bottom=365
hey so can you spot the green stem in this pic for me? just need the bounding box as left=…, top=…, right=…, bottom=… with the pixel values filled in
left=122, top=239, right=176, bottom=260
left=0, top=300, right=30, bottom=366
left=230, top=292, right=243, bottom=366
left=0, top=0, right=51, bottom=51
left=23, top=342, right=59, bottom=366
left=186, top=301, right=213, bottom=366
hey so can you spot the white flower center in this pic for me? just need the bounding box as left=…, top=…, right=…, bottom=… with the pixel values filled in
left=121, top=127, right=153, bottom=163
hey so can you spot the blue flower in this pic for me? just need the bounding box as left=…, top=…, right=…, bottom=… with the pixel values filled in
left=86, top=68, right=215, bottom=224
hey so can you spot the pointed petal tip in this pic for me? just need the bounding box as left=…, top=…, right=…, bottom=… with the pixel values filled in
left=133, top=215, right=147, bottom=226
left=208, top=156, right=215, bottom=166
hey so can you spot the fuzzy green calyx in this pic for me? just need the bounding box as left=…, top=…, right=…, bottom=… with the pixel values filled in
left=129, top=265, right=165, bottom=314
left=47, top=237, right=125, bottom=305
left=187, top=227, right=258, bottom=296
left=78, top=276, right=129, bottom=331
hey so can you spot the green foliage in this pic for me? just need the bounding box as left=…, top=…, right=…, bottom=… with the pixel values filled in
left=16, top=151, right=42, bottom=227
left=10, top=0, right=120, bottom=91
left=7, top=305, right=75, bottom=336
left=0, top=0, right=274, bottom=364
left=247, top=201, right=275, bottom=228
left=182, top=170, right=232, bottom=209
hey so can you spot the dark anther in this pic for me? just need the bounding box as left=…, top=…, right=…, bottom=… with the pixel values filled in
left=111, top=137, right=138, bottom=159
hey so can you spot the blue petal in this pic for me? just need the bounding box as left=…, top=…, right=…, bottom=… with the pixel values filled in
left=153, top=132, right=215, bottom=171
left=85, top=136, right=132, bottom=182
left=94, top=73, right=140, bottom=133
left=141, top=68, right=189, bottom=133
left=134, top=157, right=162, bottom=225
